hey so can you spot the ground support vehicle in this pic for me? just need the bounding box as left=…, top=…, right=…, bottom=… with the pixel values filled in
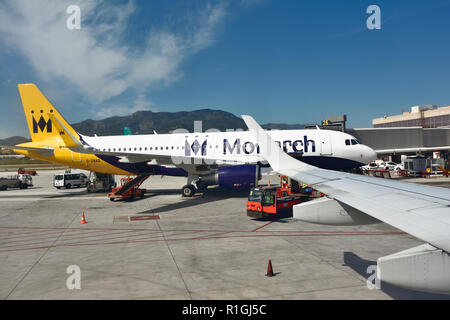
left=108, top=175, right=148, bottom=201
left=246, top=176, right=322, bottom=218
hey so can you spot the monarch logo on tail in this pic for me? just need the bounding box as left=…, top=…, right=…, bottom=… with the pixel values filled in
left=32, top=115, right=52, bottom=133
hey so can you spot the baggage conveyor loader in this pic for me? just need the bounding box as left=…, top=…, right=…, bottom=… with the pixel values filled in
left=108, top=174, right=149, bottom=201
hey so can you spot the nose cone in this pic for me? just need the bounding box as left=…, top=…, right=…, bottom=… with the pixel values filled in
left=362, top=145, right=377, bottom=164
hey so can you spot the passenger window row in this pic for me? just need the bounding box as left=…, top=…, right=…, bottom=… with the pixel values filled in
left=99, top=146, right=185, bottom=152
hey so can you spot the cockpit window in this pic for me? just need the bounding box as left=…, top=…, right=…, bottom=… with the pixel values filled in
left=346, top=139, right=361, bottom=146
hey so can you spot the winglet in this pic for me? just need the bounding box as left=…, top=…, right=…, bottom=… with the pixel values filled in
left=242, top=115, right=312, bottom=172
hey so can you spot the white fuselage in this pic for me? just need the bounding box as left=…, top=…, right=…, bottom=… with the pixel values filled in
left=82, top=129, right=377, bottom=170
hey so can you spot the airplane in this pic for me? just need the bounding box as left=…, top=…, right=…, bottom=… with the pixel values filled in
left=2, top=84, right=376, bottom=197
left=242, top=114, right=450, bottom=294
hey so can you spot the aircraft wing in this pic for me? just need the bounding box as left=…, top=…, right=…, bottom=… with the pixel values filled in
left=242, top=115, right=450, bottom=293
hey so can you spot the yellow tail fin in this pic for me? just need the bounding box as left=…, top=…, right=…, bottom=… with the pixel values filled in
left=18, top=84, right=79, bottom=142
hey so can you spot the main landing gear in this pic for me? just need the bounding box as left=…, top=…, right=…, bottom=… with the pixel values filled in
left=181, top=180, right=208, bottom=197
left=182, top=184, right=197, bottom=197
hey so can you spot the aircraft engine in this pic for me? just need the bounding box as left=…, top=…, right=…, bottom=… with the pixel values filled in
left=293, top=197, right=380, bottom=226
left=200, top=164, right=260, bottom=189
left=377, top=244, right=450, bottom=294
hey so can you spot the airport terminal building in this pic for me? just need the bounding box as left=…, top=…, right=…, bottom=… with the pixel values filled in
left=320, top=108, right=450, bottom=164
left=372, top=105, right=450, bottom=128
left=348, top=127, right=450, bottom=155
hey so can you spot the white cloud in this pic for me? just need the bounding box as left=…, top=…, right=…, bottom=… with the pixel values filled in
left=0, top=0, right=227, bottom=105
left=95, top=94, right=155, bottom=118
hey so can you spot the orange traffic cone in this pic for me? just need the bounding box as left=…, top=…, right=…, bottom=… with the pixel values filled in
left=266, top=259, right=274, bottom=277
left=80, top=211, right=87, bottom=224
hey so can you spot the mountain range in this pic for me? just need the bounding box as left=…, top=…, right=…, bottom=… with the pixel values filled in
left=1, top=109, right=306, bottom=143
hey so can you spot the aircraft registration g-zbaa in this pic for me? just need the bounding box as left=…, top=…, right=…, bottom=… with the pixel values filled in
left=4, top=84, right=376, bottom=196
left=242, top=114, right=450, bottom=294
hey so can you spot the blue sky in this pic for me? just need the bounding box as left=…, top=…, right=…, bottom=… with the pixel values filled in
left=1, top=0, right=450, bottom=138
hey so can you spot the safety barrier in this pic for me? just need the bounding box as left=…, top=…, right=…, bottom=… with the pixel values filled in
left=368, top=169, right=391, bottom=179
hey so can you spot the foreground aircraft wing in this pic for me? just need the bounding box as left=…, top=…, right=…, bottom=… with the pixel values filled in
left=242, top=115, right=450, bottom=293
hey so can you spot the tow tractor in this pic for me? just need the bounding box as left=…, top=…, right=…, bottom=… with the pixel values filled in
left=108, top=175, right=148, bottom=201
left=246, top=176, right=322, bottom=218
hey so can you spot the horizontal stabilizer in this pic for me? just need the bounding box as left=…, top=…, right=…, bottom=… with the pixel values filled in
left=1, top=145, right=54, bottom=157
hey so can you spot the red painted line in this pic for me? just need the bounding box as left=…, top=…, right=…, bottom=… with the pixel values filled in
left=0, top=230, right=205, bottom=253
left=0, top=225, right=407, bottom=237
left=53, top=230, right=200, bottom=248
left=192, top=231, right=232, bottom=240
left=0, top=226, right=161, bottom=244
left=0, top=229, right=157, bottom=249
left=0, top=228, right=112, bottom=242
left=0, top=229, right=69, bottom=239
left=0, top=226, right=408, bottom=238
left=0, top=228, right=181, bottom=250
left=60, top=231, right=408, bottom=248
left=251, top=220, right=278, bottom=232
left=0, top=229, right=408, bottom=253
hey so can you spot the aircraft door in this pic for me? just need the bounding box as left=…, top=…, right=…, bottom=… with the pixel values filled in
left=320, top=132, right=333, bottom=155
left=71, top=151, right=82, bottom=162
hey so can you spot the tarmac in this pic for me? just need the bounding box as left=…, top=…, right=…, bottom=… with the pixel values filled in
left=0, top=169, right=449, bottom=300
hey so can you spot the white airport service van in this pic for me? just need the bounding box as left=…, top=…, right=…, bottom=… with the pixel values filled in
left=54, top=173, right=88, bottom=189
